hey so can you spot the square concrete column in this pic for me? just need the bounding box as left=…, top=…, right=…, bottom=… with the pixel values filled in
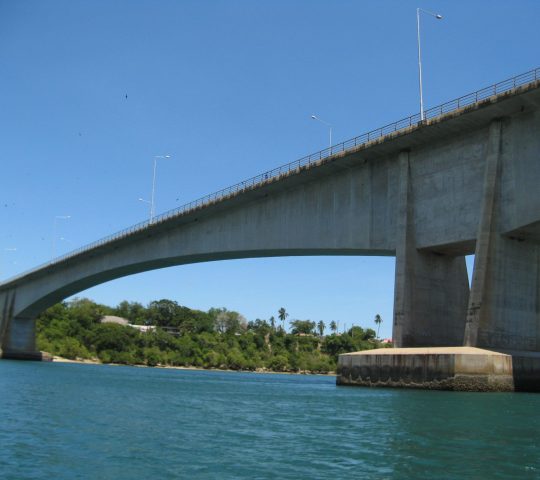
left=393, top=151, right=469, bottom=347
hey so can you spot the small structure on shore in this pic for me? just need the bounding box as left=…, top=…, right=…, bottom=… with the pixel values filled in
left=100, top=315, right=129, bottom=326
left=128, top=324, right=156, bottom=333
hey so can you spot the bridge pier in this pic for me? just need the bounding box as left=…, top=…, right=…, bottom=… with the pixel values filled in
left=464, top=120, right=540, bottom=353
left=463, top=119, right=540, bottom=390
left=340, top=120, right=540, bottom=392
left=393, top=151, right=469, bottom=348
left=1, top=316, right=44, bottom=361
left=1, top=289, right=44, bottom=360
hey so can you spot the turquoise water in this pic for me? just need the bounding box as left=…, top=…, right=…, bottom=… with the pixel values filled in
left=1, top=361, right=539, bottom=479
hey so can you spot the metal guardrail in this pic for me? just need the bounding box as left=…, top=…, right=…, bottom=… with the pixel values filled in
left=4, top=67, right=540, bottom=285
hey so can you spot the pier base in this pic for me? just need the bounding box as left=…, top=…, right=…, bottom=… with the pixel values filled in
left=336, top=347, right=540, bottom=392
left=0, top=349, right=52, bottom=361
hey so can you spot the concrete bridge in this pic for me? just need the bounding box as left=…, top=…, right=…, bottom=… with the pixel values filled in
left=2, top=69, right=540, bottom=390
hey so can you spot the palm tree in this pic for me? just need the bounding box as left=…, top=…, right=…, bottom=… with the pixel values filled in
left=374, top=314, right=382, bottom=339
left=278, top=308, right=289, bottom=332
left=330, top=320, right=337, bottom=334
left=317, top=320, right=326, bottom=337
left=269, top=316, right=276, bottom=331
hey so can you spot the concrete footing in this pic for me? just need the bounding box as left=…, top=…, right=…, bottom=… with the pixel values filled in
left=336, top=347, right=540, bottom=392
left=0, top=349, right=52, bottom=361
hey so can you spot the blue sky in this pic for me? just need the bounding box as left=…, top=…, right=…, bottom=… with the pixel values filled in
left=1, top=0, right=539, bottom=338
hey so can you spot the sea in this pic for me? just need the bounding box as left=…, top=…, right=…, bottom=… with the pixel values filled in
left=0, top=360, right=539, bottom=479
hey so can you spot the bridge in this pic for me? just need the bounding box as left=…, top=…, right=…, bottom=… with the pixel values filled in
left=2, top=68, right=540, bottom=391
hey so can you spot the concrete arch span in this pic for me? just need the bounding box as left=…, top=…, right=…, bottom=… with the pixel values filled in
left=3, top=82, right=540, bottom=362
left=7, top=247, right=395, bottom=322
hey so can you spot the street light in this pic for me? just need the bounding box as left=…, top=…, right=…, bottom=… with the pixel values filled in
left=311, top=115, right=333, bottom=150
left=416, top=8, right=443, bottom=121
left=52, top=215, right=71, bottom=260
left=150, top=154, right=171, bottom=223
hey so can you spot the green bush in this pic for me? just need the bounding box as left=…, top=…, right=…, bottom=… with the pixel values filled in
left=268, top=355, right=289, bottom=372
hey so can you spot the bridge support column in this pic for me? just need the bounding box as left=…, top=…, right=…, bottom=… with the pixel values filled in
left=1, top=316, right=44, bottom=360
left=463, top=119, right=540, bottom=390
left=1, top=292, right=44, bottom=360
left=0, top=291, right=14, bottom=353
left=393, top=151, right=469, bottom=347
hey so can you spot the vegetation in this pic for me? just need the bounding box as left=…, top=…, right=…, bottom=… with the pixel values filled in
left=36, top=298, right=387, bottom=374
left=374, top=314, right=382, bottom=338
left=277, top=307, right=288, bottom=331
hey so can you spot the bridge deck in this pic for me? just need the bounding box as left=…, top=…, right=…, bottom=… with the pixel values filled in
left=2, top=68, right=540, bottom=288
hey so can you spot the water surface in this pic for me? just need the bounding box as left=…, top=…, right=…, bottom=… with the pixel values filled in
left=1, top=361, right=538, bottom=479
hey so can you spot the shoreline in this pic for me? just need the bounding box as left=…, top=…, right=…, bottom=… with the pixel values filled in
left=51, top=355, right=336, bottom=376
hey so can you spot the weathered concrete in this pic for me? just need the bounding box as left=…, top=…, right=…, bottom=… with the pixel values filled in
left=2, top=80, right=540, bottom=391
left=464, top=117, right=540, bottom=352
left=505, top=351, right=540, bottom=392
left=393, top=151, right=469, bottom=347
left=337, top=347, right=514, bottom=392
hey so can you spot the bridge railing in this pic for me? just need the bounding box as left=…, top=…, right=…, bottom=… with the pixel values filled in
left=4, top=67, right=540, bottom=284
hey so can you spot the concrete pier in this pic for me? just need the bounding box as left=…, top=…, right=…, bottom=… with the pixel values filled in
left=337, top=347, right=515, bottom=392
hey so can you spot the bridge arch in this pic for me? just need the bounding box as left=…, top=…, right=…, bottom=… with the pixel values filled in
left=3, top=78, right=540, bottom=360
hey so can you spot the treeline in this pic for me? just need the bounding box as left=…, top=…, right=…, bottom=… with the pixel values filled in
left=36, top=298, right=386, bottom=374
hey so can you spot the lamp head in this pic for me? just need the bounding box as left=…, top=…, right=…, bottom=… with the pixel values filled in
left=435, top=14, right=443, bottom=19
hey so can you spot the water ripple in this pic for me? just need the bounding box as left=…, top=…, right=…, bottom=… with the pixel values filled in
left=1, top=362, right=539, bottom=479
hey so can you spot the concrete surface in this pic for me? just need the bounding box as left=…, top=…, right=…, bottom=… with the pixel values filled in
left=337, top=347, right=515, bottom=392
left=1, top=81, right=540, bottom=391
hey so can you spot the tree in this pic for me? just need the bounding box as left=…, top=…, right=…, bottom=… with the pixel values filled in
left=347, top=326, right=376, bottom=341
left=115, top=300, right=146, bottom=324
left=269, top=316, right=276, bottom=331
left=211, top=308, right=247, bottom=334
left=290, top=319, right=316, bottom=335
left=348, top=326, right=365, bottom=338
left=90, top=323, right=138, bottom=353
left=317, top=320, right=326, bottom=337
left=178, top=307, right=215, bottom=334
left=147, top=299, right=180, bottom=326
left=278, top=308, right=289, bottom=332
left=374, top=314, right=382, bottom=338
left=247, top=319, right=271, bottom=335
left=68, top=297, right=109, bottom=329
left=330, top=320, right=337, bottom=334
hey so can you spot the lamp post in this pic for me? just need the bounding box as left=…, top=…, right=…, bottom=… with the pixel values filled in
left=311, top=115, right=332, bottom=150
left=150, top=154, right=171, bottom=223
left=52, top=215, right=71, bottom=260
left=417, top=8, right=443, bottom=121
